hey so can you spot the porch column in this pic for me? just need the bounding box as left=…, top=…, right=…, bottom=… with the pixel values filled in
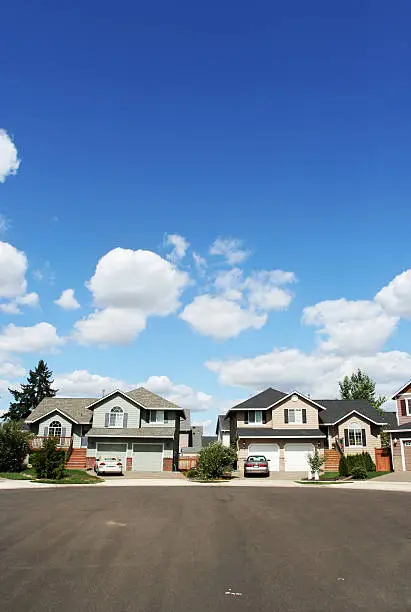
left=173, top=412, right=181, bottom=471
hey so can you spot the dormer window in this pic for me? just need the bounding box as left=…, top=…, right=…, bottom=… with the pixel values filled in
left=149, top=410, right=168, bottom=424
left=109, top=407, right=124, bottom=428
left=244, top=411, right=266, bottom=424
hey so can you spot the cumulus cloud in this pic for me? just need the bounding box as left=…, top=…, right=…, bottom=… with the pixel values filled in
left=0, top=130, right=20, bottom=183
left=375, top=269, right=411, bottom=318
left=302, top=298, right=398, bottom=355
left=54, top=370, right=132, bottom=397
left=0, top=322, right=65, bottom=353
left=0, top=242, right=27, bottom=299
left=209, top=237, right=250, bottom=265
left=192, top=252, right=207, bottom=272
left=180, top=295, right=267, bottom=340
left=74, top=248, right=190, bottom=345
left=140, top=375, right=213, bottom=411
left=206, top=347, right=411, bottom=402
left=165, top=234, right=190, bottom=263
left=0, top=360, right=26, bottom=378
left=55, top=289, right=80, bottom=310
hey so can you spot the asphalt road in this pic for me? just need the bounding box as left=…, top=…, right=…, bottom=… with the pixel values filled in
left=1, top=487, right=410, bottom=612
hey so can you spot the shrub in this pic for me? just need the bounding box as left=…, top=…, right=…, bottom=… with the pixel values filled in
left=362, top=452, right=376, bottom=472
left=338, top=455, right=349, bottom=477
left=307, top=448, right=326, bottom=474
left=197, top=442, right=237, bottom=480
left=31, top=437, right=67, bottom=480
left=185, top=467, right=199, bottom=479
left=0, top=421, right=31, bottom=472
left=351, top=466, right=367, bottom=479
left=346, top=452, right=375, bottom=474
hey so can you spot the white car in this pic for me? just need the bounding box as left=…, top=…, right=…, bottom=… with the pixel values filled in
left=94, top=456, right=123, bottom=476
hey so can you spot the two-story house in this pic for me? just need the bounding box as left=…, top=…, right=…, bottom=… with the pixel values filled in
left=223, top=387, right=390, bottom=473
left=386, top=380, right=411, bottom=471
left=25, top=387, right=192, bottom=472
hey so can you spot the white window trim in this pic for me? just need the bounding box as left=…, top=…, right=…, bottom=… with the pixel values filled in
left=400, top=438, right=411, bottom=471
left=49, top=420, right=62, bottom=437
left=109, top=407, right=124, bottom=428
left=348, top=422, right=363, bottom=447
left=248, top=410, right=263, bottom=424
left=288, top=408, right=303, bottom=425
left=149, top=409, right=166, bottom=424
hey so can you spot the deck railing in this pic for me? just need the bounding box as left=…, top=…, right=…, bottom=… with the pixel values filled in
left=30, top=436, right=73, bottom=450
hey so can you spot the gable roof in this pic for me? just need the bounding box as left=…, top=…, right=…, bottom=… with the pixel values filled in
left=385, top=421, right=411, bottom=432
left=381, top=411, right=397, bottom=428
left=216, top=415, right=230, bottom=434
left=229, top=388, right=287, bottom=411
left=391, top=380, right=411, bottom=399
left=125, top=387, right=183, bottom=411
left=26, top=397, right=94, bottom=424
left=315, top=400, right=388, bottom=425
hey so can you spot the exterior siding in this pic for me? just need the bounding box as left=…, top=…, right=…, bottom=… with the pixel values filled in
left=179, top=432, right=190, bottom=448
left=336, top=415, right=381, bottom=456
left=271, top=397, right=320, bottom=429
left=236, top=410, right=273, bottom=428
left=237, top=437, right=324, bottom=472
left=91, top=395, right=140, bottom=428
left=72, top=424, right=83, bottom=448
left=86, top=437, right=173, bottom=466
left=390, top=432, right=411, bottom=471
left=222, top=433, right=230, bottom=447
left=396, top=396, right=411, bottom=426
left=140, top=409, right=175, bottom=428
left=38, top=412, right=72, bottom=437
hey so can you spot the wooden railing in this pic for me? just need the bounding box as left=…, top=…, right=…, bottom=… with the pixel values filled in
left=178, top=456, right=198, bottom=471
left=30, top=436, right=73, bottom=450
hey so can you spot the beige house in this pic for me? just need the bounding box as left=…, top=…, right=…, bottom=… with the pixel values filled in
left=386, top=380, right=411, bottom=471
left=223, top=388, right=391, bottom=473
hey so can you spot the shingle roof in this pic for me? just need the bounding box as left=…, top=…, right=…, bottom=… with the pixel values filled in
left=202, top=436, right=218, bottom=447
left=125, top=387, right=183, bottom=410
left=384, top=421, right=411, bottom=432
left=180, top=409, right=191, bottom=431
left=381, top=411, right=397, bottom=428
left=87, top=427, right=175, bottom=438
left=229, top=388, right=287, bottom=411
left=237, top=428, right=326, bottom=438
left=315, top=400, right=388, bottom=424
left=216, top=415, right=230, bottom=434
left=26, top=397, right=94, bottom=424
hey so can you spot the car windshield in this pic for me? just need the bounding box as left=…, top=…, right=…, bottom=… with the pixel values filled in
left=247, top=456, right=266, bottom=462
left=101, top=457, right=118, bottom=461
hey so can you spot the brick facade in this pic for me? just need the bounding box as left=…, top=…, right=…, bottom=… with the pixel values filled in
left=126, top=457, right=132, bottom=471
left=86, top=456, right=95, bottom=470
left=163, top=458, right=173, bottom=471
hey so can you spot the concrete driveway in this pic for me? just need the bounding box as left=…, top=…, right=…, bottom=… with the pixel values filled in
left=1, top=487, right=410, bottom=612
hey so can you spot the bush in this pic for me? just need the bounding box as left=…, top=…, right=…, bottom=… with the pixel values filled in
left=362, top=452, right=376, bottom=472
left=346, top=452, right=376, bottom=474
left=197, top=442, right=237, bottom=480
left=307, top=448, right=326, bottom=474
left=351, top=466, right=367, bottom=479
left=185, top=467, right=199, bottom=479
left=339, top=455, right=349, bottom=477
left=31, top=437, right=67, bottom=480
left=0, top=421, right=31, bottom=472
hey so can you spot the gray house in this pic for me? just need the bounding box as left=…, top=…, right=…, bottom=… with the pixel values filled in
left=26, top=387, right=194, bottom=472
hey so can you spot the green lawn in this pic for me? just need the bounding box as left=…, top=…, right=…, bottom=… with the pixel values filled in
left=312, top=471, right=391, bottom=483
left=0, top=468, right=102, bottom=485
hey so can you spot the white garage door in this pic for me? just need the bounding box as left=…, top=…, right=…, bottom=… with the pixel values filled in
left=132, top=443, right=163, bottom=472
left=97, top=443, right=127, bottom=466
left=284, top=444, right=314, bottom=471
left=248, top=443, right=280, bottom=471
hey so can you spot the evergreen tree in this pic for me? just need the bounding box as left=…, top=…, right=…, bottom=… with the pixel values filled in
left=2, top=360, right=57, bottom=421
left=339, top=369, right=386, bottom=413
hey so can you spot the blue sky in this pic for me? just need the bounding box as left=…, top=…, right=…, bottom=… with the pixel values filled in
left=1, top=2, right=410, bottom=430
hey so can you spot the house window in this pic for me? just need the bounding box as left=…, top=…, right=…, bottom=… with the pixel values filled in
left=348, top=422, right=362, bottom=446
left=149, top=410, right=165, bottom=424
left=49, top=420, right=62, bottom=437
left=406, top=399, right=411, bottom=416
left=109, top=407, right=124, bottom=428
left=248, top=410, right=263, bottom=424
left=288, top=408, right=303, bottom=424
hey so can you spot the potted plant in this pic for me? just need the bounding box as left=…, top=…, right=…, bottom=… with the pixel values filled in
left=307, top=448, right=326, bottom=481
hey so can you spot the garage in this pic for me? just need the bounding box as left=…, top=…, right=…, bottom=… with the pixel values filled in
left=96, top=443, right=127, bottom=467
left=132, top=443, right=163, bottom=472
left=284, top=443, right=314, bottom=471
left=248, top=443, right=279, bottom=471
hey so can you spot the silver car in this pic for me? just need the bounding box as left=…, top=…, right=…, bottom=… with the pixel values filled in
left=244, top=455, right=270, bottom=477
left=94, top=456, right=123, bottom=476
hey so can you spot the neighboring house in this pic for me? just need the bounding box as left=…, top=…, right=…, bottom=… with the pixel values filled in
left=216, top=415, right=230, bottom=447
left=26, top=387, right=193, bottom=472
left=202, top=435, right=217, bottom=447
left=223, top=387, right=389, bottom=473
left=386, top=380, right=411, bottom=471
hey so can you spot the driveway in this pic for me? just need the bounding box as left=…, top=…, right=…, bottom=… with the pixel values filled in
left=372, top=470, right=411, bottom=482
left=1, top=488, right=410, bottom=612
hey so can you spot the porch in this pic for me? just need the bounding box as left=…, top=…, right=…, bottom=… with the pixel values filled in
left=29, top=436, right=73, bottom=450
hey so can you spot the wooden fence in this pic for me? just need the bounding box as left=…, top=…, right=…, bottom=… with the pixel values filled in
left=178, top=456, right=198, bottom=471
left=375, top=448, right=392, bottom=472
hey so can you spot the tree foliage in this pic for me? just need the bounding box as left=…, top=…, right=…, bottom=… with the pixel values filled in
left=197, top=442, right=237, bottom=480
left=339, top=369, right=386, bottom=413
left=307, top=448, right=326, bottom=474
left=3, top=360, right=57, bottom=422
left=0, top=421, right=31, bottom=472
left=338, top=455, right=349, bottom=478
left=31, top=437, right=66, bottom=480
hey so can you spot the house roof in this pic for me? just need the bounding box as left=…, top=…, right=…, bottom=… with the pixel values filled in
left=202, top=435, right=217, bottom=447
left=125, top=387, right=183, bottom=410
left=391, top=380, right=411, bottom=399
left=216, top=415, right=230, bottom=434
left=180, top=409, right=191, bottom=432
left=229, top=388, right=287, bottom=411
left=26, top=397, right=94, bottom=424
left=237, top=428, right=326, bottom=438
left=87, top=427, right=175, bottom=438
left=380, top=411, right=397, bottom=428
left=384, top=421, right=411, bottom=433
left=315, top=400, right=388, bottom=425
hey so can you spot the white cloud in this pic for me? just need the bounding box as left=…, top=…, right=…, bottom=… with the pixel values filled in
left=0, top=130, right=20, bottom=183
left=165, top=234, right=190, bottom=263
left=0, top=360, right=26, bottom=378
left=140, top=375, right=213, bottom=411
left=206, top=347, right=411, bottom=403
left=74, top=247, right=190, bottom=345
left=209, top=237, right=250, bottom=265
left=0, top=292, right=39, bottom=315
left=74, top=308, right=147, bottom=346
left=245, top=270, right=296, bottom=311
left=0, top=322, right=65, bottom=353
left=375, top=269, right=411, bottom=318
left=0, top=302, right=21, bottom=315
left=180, top=295, right=267, bottom=340
left=54, top=370, right=132, bottom=397
left=0, top=214, right=10, bottom=235
left=0, top=242, right=27, bottom=298
left=55, top=289, right=80, bottom=310
left=214, top=268, right=243, bottom=301
left=302, top=298, right=398, bottom=355
left=193, top=252, right=207, bottom=272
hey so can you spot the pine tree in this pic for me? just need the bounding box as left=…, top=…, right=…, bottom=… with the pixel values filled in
left=339, top=369, right=386, bottom=413
left=2, top=360, right=57, bottom=421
